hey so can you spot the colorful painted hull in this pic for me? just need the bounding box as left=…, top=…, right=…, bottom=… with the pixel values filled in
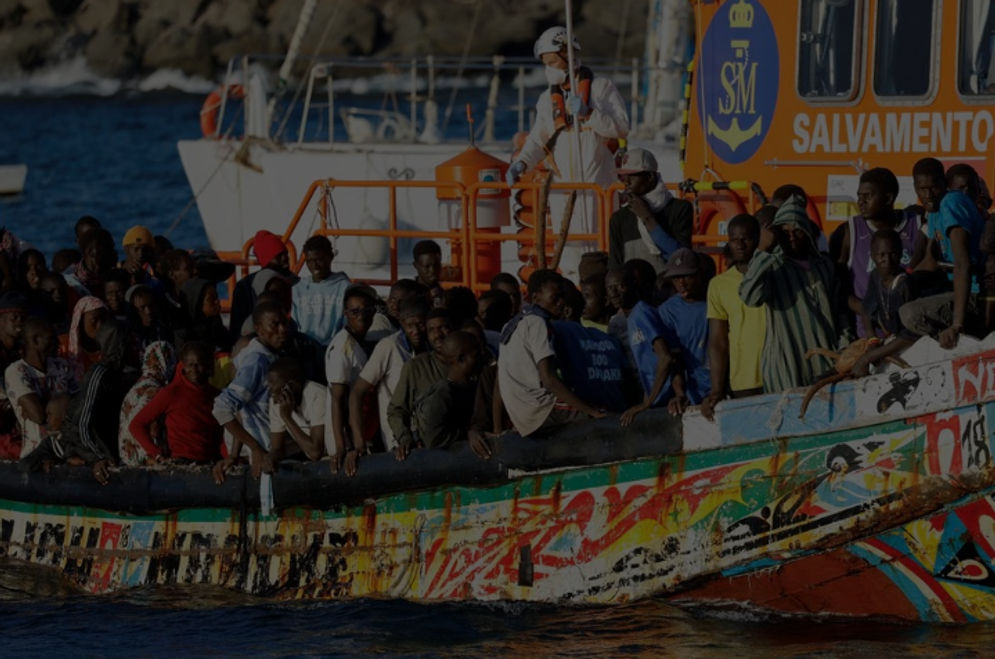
left=5, top=347, right=995, bottom=621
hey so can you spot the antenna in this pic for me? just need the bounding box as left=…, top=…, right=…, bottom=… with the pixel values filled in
left=466, top=103, right=476, bottom=147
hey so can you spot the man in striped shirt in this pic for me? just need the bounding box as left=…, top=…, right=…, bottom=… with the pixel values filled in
left=739, top=195, right=847, bottom=393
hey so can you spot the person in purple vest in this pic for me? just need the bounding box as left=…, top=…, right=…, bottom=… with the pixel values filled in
left=832, top=167, right=925, bottom=337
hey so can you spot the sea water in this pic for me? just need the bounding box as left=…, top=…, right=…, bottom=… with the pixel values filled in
left=1, top=93, right=995, bottom=655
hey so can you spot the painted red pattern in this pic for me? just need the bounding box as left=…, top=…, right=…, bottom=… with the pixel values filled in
left=421, top=463, right=773, bottom=599
left=949, top=497, right=995, bottom=559
left=952, top=350, right=995, bottom=405
left=419, top=430, right=942, bottom=601
left=912, top=408, right=991, bottom=476
left=862, top=537, right=968, bottom=622
left=90, top=521, right=122, bottom=593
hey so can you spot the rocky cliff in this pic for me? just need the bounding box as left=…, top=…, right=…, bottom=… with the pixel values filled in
left=0, top=0, right=648, bottom=81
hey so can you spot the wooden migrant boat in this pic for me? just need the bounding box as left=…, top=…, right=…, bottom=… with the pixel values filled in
left=3, top=340, right=995, bottom=623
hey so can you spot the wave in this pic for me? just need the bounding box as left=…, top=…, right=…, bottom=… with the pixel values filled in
left=0, top=57, right=122, bottom=97
left=0, top=58, right=635, bottom=98
left=135, top=69, right=216, bottom=95
left=0, top=58, right=215, bottom=97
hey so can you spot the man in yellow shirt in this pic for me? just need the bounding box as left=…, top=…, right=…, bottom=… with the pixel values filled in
left=701, top=214, right=766, bottom=420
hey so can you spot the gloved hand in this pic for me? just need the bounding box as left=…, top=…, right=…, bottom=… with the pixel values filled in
left=566, top=94, right=589, bottom=117
left=506, top=160, right=526, bottom=187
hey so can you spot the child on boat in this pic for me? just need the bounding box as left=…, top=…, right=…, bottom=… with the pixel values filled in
left=833, top=167, right=924, bottom=337
left=898, top=159, right=986, bottom=349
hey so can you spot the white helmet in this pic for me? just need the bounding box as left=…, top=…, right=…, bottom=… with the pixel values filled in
left=533, top=26, right=581, bottom=60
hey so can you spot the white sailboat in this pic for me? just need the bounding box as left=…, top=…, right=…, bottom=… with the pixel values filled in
left=176, top=0, right=690, bottom=280
left=0, top=164, right=27, bottom=196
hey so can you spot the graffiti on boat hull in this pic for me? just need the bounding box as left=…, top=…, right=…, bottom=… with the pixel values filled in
left=0, top=399, right=992, bottom=613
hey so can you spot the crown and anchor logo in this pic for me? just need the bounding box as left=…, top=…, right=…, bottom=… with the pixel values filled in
left=706, top=0, right=765, bottom=154
left=729, top=0, right=754, bottom=29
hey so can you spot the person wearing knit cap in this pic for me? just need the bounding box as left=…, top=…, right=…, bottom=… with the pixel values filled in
left=228, top=230, right=296, bottom=345
left=739, top=195, right=847, bottom=393
left=253, top=230, right=289, bottom=270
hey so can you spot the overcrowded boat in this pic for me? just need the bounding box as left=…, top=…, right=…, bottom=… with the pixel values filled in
left=4, top=0, right=995, bottom=625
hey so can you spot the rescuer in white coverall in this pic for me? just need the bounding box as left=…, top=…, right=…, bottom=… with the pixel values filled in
left=507, top=26, right=630, bottom=278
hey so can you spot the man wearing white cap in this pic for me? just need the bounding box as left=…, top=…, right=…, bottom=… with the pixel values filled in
left=507, top=26, right=630, bottom=277
left=608, top=147, right=693, bottom=273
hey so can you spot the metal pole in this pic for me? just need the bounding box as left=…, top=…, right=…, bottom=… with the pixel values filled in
left=517, top=66, right=525, bottom=133
left=410, top=58, right=417, bottom=143
left=564, top=0, right=589, bottom=232
left=630, top=58, right=639, bottom=135
left=327, top=66, right=334, bottom=144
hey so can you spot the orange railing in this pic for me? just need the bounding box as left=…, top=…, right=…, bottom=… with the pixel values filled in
left=214, top=176, right=763, bottom=305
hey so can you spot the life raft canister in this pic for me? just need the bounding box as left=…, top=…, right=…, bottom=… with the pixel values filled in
left=435, top=146, right=510, bottom=285
left=200, top=84, right=245, bottom=139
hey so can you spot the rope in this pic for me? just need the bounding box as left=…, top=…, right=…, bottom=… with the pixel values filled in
left=165, top=105, right=245, bottom=238
left=614, top=0, right=632, bottom=65
left=441, top=0, right=484, bottom=136
left=273, top=1, right=344, bottom=142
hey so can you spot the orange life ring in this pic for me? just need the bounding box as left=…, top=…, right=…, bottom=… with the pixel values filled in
left=200, top=84, right=245, bottom=139
left=694, top=189, right=748, bottom=235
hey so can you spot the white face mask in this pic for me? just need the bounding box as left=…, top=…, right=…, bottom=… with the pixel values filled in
left=544, top=65, right=567, bottom=86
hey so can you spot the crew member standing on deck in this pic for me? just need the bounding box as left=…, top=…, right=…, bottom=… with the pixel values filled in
left=506, top=26, right=629, bottom=279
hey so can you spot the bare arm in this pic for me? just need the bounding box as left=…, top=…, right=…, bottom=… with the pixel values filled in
left=222, top=419, right=264, bottom=454
left=17, top=393, right=45, bottom=425
left=276, top=406, right=323, bottom=462
left=491, top=375, right=505, bottom=434
left=851, top=336, right=915, bottom=377
left=700, top=318, right=729, bottom=421
left=909, top=230, right=927, bottom=269
left=348, top=378, right=374, bottom=454
left=940, top=226, right=972, bottom=348
left=621, top=338, right=672, bottom=426
left=848, top=295, right=874, bottom=337
left=329, top=383, right=350, bottom=465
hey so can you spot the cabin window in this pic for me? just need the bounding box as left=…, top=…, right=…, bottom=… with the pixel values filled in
left=797, top=0, right=860, bottom=99
left=959, top=0, right=995, bottom=95
left=873, top=0, right=935, bottom=98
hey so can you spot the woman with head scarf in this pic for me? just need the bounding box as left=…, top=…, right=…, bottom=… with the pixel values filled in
left=66, top=296, right=109, bottom=379
left=118, top=341, right=177, bottom=466
left=176, top=278, right=233, bottom=353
